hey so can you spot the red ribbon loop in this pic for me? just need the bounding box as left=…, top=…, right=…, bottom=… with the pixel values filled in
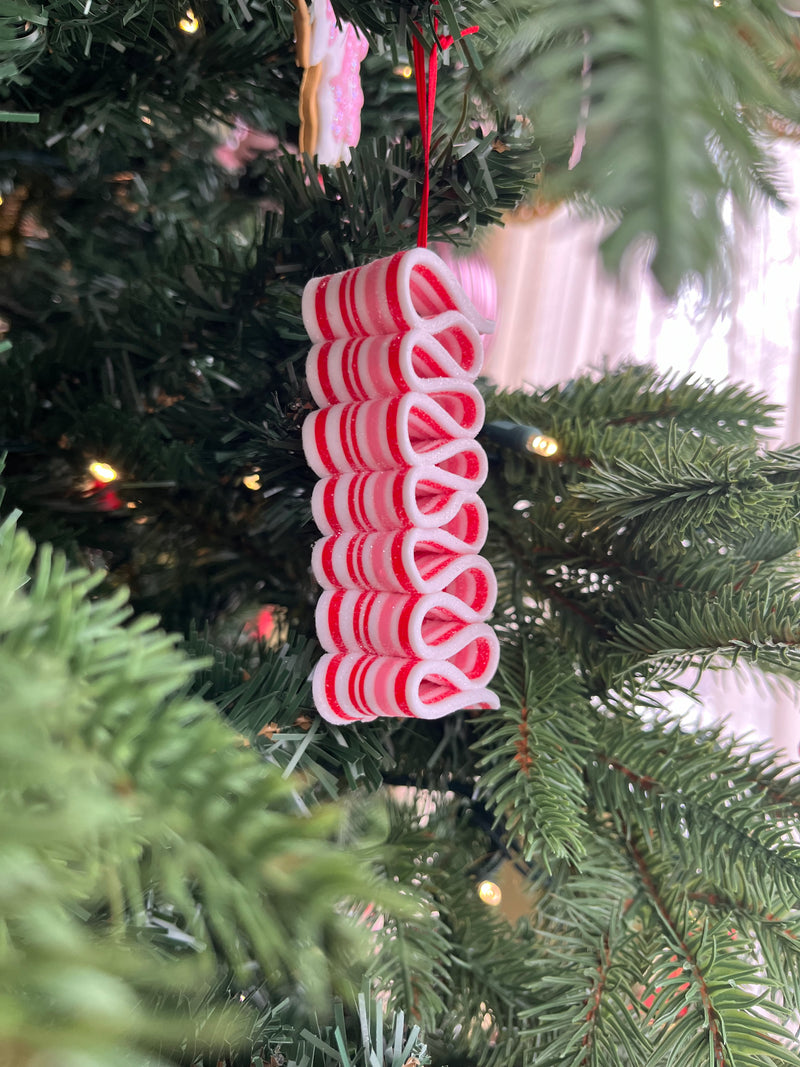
left=412, top=11, right=479, bottom=249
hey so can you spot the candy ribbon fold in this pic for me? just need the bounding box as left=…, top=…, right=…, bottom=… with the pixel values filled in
left=316, top=589, right=496, bottom=666
left=313, top=652, right=500, bottom=722
left=311, top=465, right=489, bottom=547
left=302, top=247, right=493, bottom=343
left=306, top=320, right=482, bottom=407
left=311, top=527, right=496, bottom=611
left=302, top=387, right=485, bottom=477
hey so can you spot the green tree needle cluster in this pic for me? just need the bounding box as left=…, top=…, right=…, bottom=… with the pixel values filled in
left=3, top=2, right=800, bottom=1066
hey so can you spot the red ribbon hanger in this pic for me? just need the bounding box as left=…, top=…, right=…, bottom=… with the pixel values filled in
left=411, top=4, right=478, bottom=249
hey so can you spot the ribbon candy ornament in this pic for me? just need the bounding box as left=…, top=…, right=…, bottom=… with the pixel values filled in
left=302, top=247, right=500, bottom=722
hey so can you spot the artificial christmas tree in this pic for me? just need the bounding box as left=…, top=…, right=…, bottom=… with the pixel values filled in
left=3, top=2, right=800, bottom=1066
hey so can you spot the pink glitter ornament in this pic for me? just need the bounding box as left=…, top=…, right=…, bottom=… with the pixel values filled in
left=305, top=0, right=369, bottom=165
left=431, top=243, right=498, bottom=361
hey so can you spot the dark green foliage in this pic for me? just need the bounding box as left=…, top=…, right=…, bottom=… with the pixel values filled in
left=0, top=0, right=537, bottom=630
left=474, top=638, right=594, bottom=867
left=186, top=626, right=391, bottom=791
left=4, top=2, right=800, bottom=1066
left=481, top=365, right=800, bottom=689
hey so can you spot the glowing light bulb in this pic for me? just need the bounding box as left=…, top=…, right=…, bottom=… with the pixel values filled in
left=179, top=8, right=200, bottom=33
left=393, top=64, right=413, bottom=79
left=484, top=421, right=559, bottom=458
left=477, top=880, right=502, bottom=907
left=243, top=472, right=262, bottom=491
left=527, top=433, right=559, bottom=458
left=89, top=460, right=118, bottom=483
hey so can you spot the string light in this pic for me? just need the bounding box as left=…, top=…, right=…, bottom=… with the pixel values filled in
left=483, top=420, right=559, bottom=458
left=242, top=471, right=262, bottom=491
left=393, top=64, right=413, bottom=79
left=477, top=880, right=502, bottom=907
left=527, top=432, right=559, bottom=458
left=179, top=8, right=200, bottom=33
left=89, top=460, right=118, bottom=483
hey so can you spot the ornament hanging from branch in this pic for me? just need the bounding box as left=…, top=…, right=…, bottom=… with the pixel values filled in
left=301, top=249, right=500, bottom=723
left=293, top=0, right=369, bottom=165
left=300, top=7, right=500, bottom=724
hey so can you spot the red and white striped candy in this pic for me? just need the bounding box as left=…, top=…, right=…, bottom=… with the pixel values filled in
left=311, top=466, right=488, bottom=549
left=306, top=320, right=483, bottom=407
left=302, top=388, right=485, bottom=477
left=313, top=652, right=500, bottom=722
left=302, top=247, right=500, bottom=723
left=312, top=528, right=496, bottom=614
left=302, top=248, right=494, bottom=343
left=315, top=588, right=498, bottom=672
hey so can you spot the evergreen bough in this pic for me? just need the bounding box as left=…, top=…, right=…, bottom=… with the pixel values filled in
left=3, top=2, right=800, bottom=1065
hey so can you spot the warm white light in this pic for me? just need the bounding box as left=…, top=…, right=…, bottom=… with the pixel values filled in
left=477, top=880, right=502, bottom=907
left=527, top=433, right=559, bottom=458
left=179, top=8, right=200, bottom=33
left=243, top=471, right=262, bottom=491
left=89, top=460, right=118, bottom=483
left=393, top=64, right=413, bottom=79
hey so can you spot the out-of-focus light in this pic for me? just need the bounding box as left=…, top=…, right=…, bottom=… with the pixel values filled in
left=477, top=880, right=502, bottom=907
left=393, top=64, right=413, bottom=79
left=89, top=460, right=118, bottom=483
left=528, top=433, right=559, bottom=458
left=179, top=8, right=200, bottom=33
left=243, top=471, right=262, bottom=491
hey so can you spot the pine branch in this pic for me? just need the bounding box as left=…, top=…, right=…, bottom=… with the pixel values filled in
left=486, top=0, right=800, bottom=290
left=518, top=835, right=650, bottom=1067
left=591, top=712, right=800, bottom=914
left=484, top=365, right=779, bottom=442
left=606, top=583, right=800, bottom=689
left=185, top=627, right=390, bottom=794
left=0, top=508, right=396, bottom=1064
left=363, top=796, right=538, bottom=1067
left=626, top=838, right=800, bottom=1067
left=360, top=802, right=461, bottom=1032
left=259, top=129, right=538, bottom=280
left=473, top=639, right=593, bottom=868
left=286, top=985, right=432, bottom=1067
left=574, top=427, right=800, bottom=554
